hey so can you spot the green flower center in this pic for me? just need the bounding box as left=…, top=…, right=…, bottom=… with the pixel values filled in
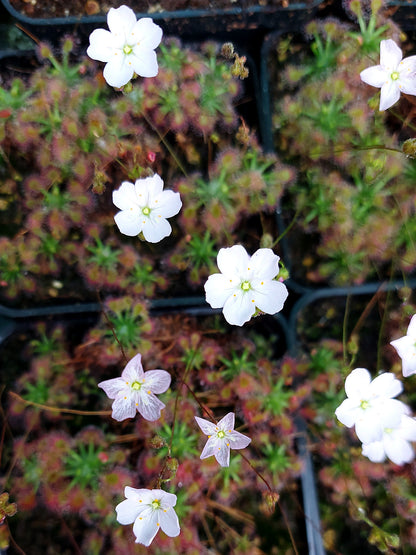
left=151, top=499, right=161, bottom=510
left=217, top=430, right=226, bottom=439
left=142, top=206, right=151, bottom=216
left=131, top=381, right=142, bottom=390
left=241, top=280, right=251, bottom=291
left=123, top=44, right=133, bottom=55
left=391, top=71, right=400, bottom=81
left=360, top=399, right=370, bottom=410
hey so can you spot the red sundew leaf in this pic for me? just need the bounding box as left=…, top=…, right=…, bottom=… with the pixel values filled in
left=0, top=109, right=12, bottom=118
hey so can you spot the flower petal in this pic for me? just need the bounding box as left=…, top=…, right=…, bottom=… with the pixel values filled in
left=121, top=353, right=144, bottom=382
left=217, top=245, right=250, bottom=278
left=222, top=289, right=255, bottom=326
left=130, top=18, right=163, bottom=51
left=407, top=314, right=416, bottom=338
left=152, top=190, right=182, bottom=218
left=137, top=391, right=165, bottom=421
left=360, top=65, right=386, bottom=88
left=362, top=441, right=385, bottom=463
left=399, top=415, right=416, bottom=441
left=113, top=181, right=137, bottom=210
left=87, top=29, right=117, bottom=62
left=132, top=509, right=159, bottom=546
left=111, top=394, right=137, bottom=421
left=142, top=216, right=172, bottom=243
left=384, top=435, right=414, bottom=465
left=217, top=412, right=235, bottom=431
left=252, top=279, right=288, bottom=315
left=370, top=372, right=402, bottom=399
left=355, top=413, right=382, bottom=443
left=334, top=398, right=361, bottom=428
left=107, top=5, right=137, bottom=36
left=98, top=377, right=126, bottom=399
left=103, top=56, right=134, bottom=88
left=114, top=208, right=142, bottom=236
left=379, top=80, right=400, bottom=111
left=228, top=430, right=251, bottom=450
left=131, top=49, right=159, bottom=78
left=195, top=416, right=218, bottom=436
left=399, top=75, right=416, bottom=96
left=249, top=248, right=280, bottom=280
left=143, top=369, right=171, bottom=394
left=214, top=438, right=230, bottom=467
left=344, top=368, right=371, bottom=400
left=380, top=39, right=403, bottom=70
left=115, top=498, right=140, bottom=525
left=200, top=437, right=217, bottom=460
left=204, top=273, right=237, bottom=309
left=159, top=507, right=180, bottom=538
left=125, top=487, right=153, bottom=502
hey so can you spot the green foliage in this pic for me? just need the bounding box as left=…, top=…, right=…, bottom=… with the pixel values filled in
left=220, top=453, right=244, bottom=489
left=21, top=456, right=43, bottom=493
left=87, top=238, right=121, bottom=270
left=63, top=443, right=106, bottom=490
left=158, top=422, right=199, bottom=460
left=220, top=347, right=257, bottom=380
left=262, top=378, right=291, bottom=416
left=23, top=379, right=49, bottom=405
left=262, top=443, right=291, bottom=474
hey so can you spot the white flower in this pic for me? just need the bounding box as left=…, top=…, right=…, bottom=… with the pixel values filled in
left=335, top=367, right=410, bottom=443
left=362, top=414, right=416, bottom=466
left=390, top=314, right=416, bottom=377
left=98, top=353, right=171, bottom=421
left=113, top=174, right=182, bottom=243
left=195, top=412, right=251, bottom=467
left=116, top=487, right=180, bottom=546
left=360, top=39, right=416, bottom=111
left=204, top=245, right=288, bottom=327
left=87, top=5, right=163, bottom=88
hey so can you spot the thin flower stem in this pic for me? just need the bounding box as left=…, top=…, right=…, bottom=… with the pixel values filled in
left=139, top=110, right=188, bottom=177
left=96, top=291, right=129, bottom=363
left=272, top=206, right=301, bottom=247
left=8, top=392, right=111, bottom=416
left=342, top=294, right=351, bottom=368
left=207, top=498, right=254, bottom=524
left=182, top=381, right=217, bottom=422
left=240, top=451, right=273, bottom=494
left=6, top=521, right=27, bottom=555
left=276, top=497, right=299, bottom=555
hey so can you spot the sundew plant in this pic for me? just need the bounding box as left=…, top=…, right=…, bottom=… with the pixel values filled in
left=1, top=1, right=416, bottom=553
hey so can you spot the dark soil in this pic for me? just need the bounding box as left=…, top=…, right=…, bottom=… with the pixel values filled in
left=9, top=0, right=308, bottom=19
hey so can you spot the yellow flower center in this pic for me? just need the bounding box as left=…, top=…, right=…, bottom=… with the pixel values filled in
left=241, top=280, right=251, bottom=291
left=142, top=206, right=151, bottom=216
left=131, top=381, right=142, bottom=390
left=123, top=44, right=133, bottom=55
left=391, top=71, right=400, bottom=81
left=217, top=430, right=226, bottom=439
left=151, top=499, right=161, bottom=510
left=360, top=399, right=370, bottom=410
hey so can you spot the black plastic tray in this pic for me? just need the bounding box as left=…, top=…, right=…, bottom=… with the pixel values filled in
left=1, top=0, right=324, bottom=43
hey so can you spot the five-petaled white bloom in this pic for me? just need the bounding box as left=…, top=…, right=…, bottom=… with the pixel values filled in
left=116, top=487, right=180, bottom=546
left=390, top=314, right=416, bottom=377
left=204, top=245, right=288, bottom=327
left=362, top=414, right=416, bottom=466
left=360, top=38, right=416, bottom=111
left=113, top=174, right=182, bottom=243
left=195, top=412, right=251, bottom=467
left=335, top=368, right=410, bottom=444
left=87, top=5, right=163, bottom=88
left=98, top=353, right=171, bottom=421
